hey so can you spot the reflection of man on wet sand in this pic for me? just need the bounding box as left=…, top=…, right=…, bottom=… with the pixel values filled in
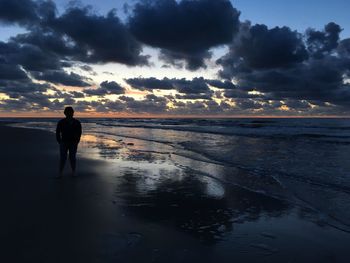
left=56, top=107, right=82, bottom=178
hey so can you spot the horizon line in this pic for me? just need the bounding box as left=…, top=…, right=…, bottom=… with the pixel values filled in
left=0, top=114, right=349, bottom=119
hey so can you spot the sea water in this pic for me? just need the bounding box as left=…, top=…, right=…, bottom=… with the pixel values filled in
left=6, top=117, right=350, bottom=231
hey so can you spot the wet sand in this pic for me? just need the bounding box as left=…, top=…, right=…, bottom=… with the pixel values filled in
left=1, top=123, right=350, bottom=263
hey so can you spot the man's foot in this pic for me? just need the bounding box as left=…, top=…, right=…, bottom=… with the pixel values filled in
left=71, top=171, right=78, bottom=177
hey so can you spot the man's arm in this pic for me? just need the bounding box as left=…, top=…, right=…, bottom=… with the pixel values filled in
left=76, top=121, right=82, bottom=144
left=56, top=121, right=62, bottom=143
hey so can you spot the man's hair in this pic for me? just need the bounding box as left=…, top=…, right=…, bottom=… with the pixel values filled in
left=64, top=106, right=74, bottom=116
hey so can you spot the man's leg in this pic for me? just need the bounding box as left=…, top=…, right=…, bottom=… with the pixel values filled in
left=58, top=143, right=68, bottom=177
left=68, top=143, right=78, bottom=176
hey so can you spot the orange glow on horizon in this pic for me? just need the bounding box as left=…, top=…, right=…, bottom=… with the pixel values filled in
left=0, top=112, right=349, bottom=119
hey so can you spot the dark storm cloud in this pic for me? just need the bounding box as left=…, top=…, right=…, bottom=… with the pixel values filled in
left=0, top=38, right=94, bottom=89
left=1, top=0, right=240, bottom=69
left=84, top=81, right=125, bottom=96
left=218, top=22, right=308, bottom=74
left=234, top=99, right=263, bottom=110
left=125, top=77, right=174, bottom=90
left=0, top=79, right=50, bottom=95
left=0, top=94, right=51, bottom=111
left=69, top=91, right=85, bottom=99
left=31, top=70, right=91, bottom=87
left=170, top=100, right=227, bottom=115
left=283, top=100, right=312, bottom=110
left=338, top=38, right=350, bottom=55
left=0, top=0, right=38, bottom=25
left=0, top=40, right=68, bottom=72
left=87, top=94, right=232, bottom=115
left=174, top=78, right=210, bottom=94
left=126, top=77, right=237, bottom=93
left=0, top=0, right=149, bottom=76
left=144, top=94, right=166, bottom=102
left=100, top=81, right=125, bottom=94
left=121, top=94, right=168, bottom=113
left=50, top=6, right=149, bottom=65
left=158, top=49, right=211, bottom=71
left=175, top=93, right=212, bottom=100
left=54, top=90, right=85, bottom=99
left=217, top=20, right=350, bottom=112
left=0, top=78, right=52, bottom=112
left=0, top=0, right=152, bottom=103
left=126, top=77, right=212, bottom=94
left=96, top=100, right=126, bottom=112
left=119, top=95, right=135, bottom=102
left=12, top=30, right=83, bottom=57
left=223, top=89, right=261, bottom=99
left=129, top=0, right=240, bottom=69
left=206, top=79, right=236, bottom=89
left=228, top=55, right=350, bottom=107
left=307, top=22, right=342, bottom=58
left=82, top=94, right=169, bottom=114
left=0, top=61, right=28, bottom=80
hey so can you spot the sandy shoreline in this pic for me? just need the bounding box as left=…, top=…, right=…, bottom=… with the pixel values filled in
left=1, top=123, right=350, bottom=262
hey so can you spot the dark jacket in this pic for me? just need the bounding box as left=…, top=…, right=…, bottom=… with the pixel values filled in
left=56, top=118, right=82, bottom=144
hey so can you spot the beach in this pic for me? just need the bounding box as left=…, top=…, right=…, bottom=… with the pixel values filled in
left=1, top=120, right=350, bottom=263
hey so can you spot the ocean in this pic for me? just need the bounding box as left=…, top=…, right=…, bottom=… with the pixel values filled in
left=5, top=117, right=350, bottom=232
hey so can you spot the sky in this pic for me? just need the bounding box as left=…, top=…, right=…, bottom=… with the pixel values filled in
left=0, top=0, right=350, bottom=117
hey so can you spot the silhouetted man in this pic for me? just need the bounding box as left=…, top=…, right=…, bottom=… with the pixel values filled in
left=56, top=107, right=82, bottom=177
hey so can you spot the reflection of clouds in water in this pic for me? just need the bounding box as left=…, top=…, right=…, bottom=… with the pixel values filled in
left=82, top=131, right=304, bottom=243
left=81, top=134, right=120, bottom=147
left=114, top=167, right=291, bottom=244
left=79, top=130, right=293, bottom=243
left=125, top=151, right=157, bottom=162
left=80, top=133, right=174, bottom=162
left=80, top=133, right=123, bottom=159
left=134, top=164, right=184, bottom=193
left=201, top=176, right=225, bottom=199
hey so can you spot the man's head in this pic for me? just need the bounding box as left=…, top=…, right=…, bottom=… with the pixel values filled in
left=64, top=106, right=74, bottom=118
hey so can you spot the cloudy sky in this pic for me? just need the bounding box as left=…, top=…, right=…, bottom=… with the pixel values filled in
left=1, top=0, right=350, bottom=117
